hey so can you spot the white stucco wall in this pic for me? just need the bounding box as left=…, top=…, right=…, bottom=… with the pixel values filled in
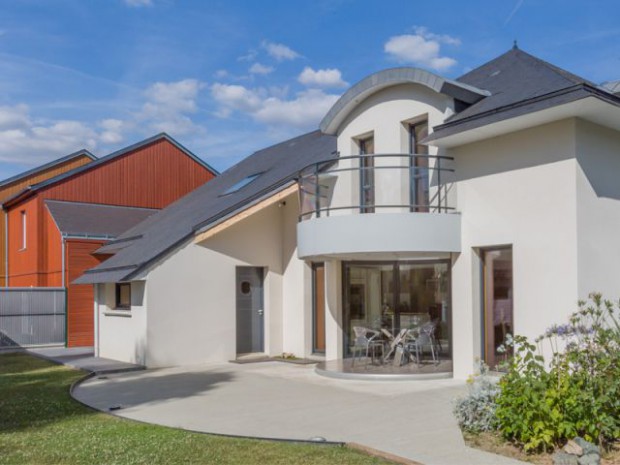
left=575, top=119, right=620, bottom=301
left=322, top=84, right=455, bottom=218
left=134, top=191, right=309, bottom=367
left=451, top=119, right=580, bottom=378
left=96, top=281, right=148, bottom=365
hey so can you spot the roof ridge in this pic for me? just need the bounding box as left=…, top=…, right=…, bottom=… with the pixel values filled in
left=0, top=149, right=96, bottom=189
left=44, top=199, right=160, bottom=211
left=2, top=133, right=217, bottom=208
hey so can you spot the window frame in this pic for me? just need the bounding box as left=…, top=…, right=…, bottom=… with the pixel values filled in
left=115, top=283, right=131, bottom=310
left=20, top=210, right=27, bottom=251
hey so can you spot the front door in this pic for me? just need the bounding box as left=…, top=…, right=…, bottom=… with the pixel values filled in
left=236, top=267, right=264, bottom=354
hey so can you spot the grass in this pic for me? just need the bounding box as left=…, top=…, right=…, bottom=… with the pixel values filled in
left=0, top=353, right=392, bottom=465
left=463, top=431, right=620, bottom=465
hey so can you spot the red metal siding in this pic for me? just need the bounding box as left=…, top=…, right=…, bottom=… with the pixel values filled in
left=41, top=139, right=215, bottom=208
left=6, top=137, right=216, bottom=346
left=0, top=154, right=93, bottom=286
left=66, top=239, right=105, bottom=347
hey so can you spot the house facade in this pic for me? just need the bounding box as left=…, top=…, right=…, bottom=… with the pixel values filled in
left=0, top=150, right=96, bottom=286
left=3, top=134, right=217, bottom=347
left=78, top=48, right=620, bottom=379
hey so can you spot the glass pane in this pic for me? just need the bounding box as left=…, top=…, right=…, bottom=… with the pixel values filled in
left=343, top=263, right=394, bottom=355
left=398, top=262, right=450, bottom=358
left=359, top=137, right=375, bottom=214
left=483, top=248, right=513, bottom=369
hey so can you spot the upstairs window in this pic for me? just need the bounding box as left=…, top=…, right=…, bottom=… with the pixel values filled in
left=115, top=283, right=131, bottom=310
left=20, top=211, right=26, bottom=250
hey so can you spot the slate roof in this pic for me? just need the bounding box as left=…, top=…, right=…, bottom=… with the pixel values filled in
left=76, top=130, right=336, bottom=284
left=45, top=200, right=158, bottom=239
left=425, top=47, right=620, bottom=142
left=0, top=149, right=96, bottom=190
left=2, top=133, right=219, bottom=208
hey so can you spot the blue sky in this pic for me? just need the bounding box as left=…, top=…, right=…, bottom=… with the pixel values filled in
left=0, top=0, right=619, bottom=179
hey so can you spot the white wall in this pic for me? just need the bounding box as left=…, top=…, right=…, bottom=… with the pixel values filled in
left=139, top=191, right=310, bottom=367
left=96, top=281, right=148, bottom=365
left=322, top=84, right=455, bottom=218
left=576, top=119, right=620, bottom=301
left=451, top=119, right=580, bottom=378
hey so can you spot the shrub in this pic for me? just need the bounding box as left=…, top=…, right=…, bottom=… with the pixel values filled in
left=495, top=293, right=620, bottom=452
left=453, top=362, right=500, bottom=433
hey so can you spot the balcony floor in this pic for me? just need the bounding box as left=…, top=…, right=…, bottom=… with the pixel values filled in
left=316, top=357, right=452, bottom=380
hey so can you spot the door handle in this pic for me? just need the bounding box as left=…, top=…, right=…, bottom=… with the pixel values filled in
left=257, top=309, right=264, bottom=316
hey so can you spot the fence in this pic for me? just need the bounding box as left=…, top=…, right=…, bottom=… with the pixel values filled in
left=0, top=288, right=66, bottom=348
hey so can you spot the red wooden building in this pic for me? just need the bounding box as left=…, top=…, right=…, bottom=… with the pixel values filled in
left=2, top=133, right=217, bottom=346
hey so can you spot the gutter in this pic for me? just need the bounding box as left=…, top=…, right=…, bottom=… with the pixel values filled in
left=425, top=83, right=620, bottom=143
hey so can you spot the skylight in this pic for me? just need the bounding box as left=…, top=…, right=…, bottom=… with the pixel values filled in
left=221, top=173, right=262, bottom=196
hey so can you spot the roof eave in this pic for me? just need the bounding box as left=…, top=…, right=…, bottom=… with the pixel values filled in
left=319, top=67, right=490, bottom=135
left=425, top=84, right=620, bottom=145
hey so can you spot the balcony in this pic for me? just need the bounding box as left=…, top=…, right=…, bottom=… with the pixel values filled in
left=296, top=154, right=461, bottom=259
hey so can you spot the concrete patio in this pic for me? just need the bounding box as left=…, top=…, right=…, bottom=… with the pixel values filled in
left=72, top=360, right=524, bottom=465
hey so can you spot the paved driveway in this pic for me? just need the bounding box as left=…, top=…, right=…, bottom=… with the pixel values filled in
left=73, top=361, right=524, bottom=465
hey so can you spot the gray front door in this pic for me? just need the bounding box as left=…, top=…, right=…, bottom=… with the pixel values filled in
left=236, top=267, right=264, bottom=354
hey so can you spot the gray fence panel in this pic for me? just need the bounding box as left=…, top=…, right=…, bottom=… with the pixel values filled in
left=0, top=288, right=66, bottom=347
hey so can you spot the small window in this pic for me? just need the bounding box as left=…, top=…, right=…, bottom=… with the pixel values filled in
left=221, top=173, right=262, bottom=196
left=20, top=210, right=26, bottom=250
left=115, top=283, right=131, bottom=310
left=240, top=281, right=251, bottom=295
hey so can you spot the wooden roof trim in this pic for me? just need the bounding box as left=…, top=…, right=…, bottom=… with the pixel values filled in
left=194, top=184, right=298, bottom=244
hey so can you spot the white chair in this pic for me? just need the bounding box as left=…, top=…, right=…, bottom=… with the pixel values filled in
left=351, top=326, right=383, bottom=367
left=406, top=321, right=439, bottom=366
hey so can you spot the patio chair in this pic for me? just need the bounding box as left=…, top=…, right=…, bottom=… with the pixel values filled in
left=405, top=321, right=439, bottom=366
left=351, top=326, right=383, bottom=367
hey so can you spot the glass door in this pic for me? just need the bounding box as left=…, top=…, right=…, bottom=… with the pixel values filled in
left=482, top=247, right=514, bottom=369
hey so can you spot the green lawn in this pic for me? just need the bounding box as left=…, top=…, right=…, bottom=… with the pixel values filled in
left=0, top=353, right=391, bottom=465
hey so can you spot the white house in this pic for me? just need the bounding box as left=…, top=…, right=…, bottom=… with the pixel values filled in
left=76, top=46, right=620, bottom=379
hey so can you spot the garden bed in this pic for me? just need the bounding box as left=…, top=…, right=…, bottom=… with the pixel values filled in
left=463, top=432, right=620, bottom=465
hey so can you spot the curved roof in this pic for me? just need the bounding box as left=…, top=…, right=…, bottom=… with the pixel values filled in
left=319, top=67, right=490, bottom=135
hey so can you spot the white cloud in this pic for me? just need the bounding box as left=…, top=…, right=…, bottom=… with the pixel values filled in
left=99, top=119, right=126, bottom=144
left=384, top=28, right=459, bottom=71
left=123, top=0, right=153, bottom=6
left=412, top=26, right=461, bottom=46
left=298, top=67, right=348, bottom=88
left=262, top=40, right=300, bottom=61
left=0, top=78, right=207, bottom=165
left=138, top=79, right=204, bottom=135
left=237, top=49, right=258, bottom=62
left=213, top=69, right=229, bottom=79
left=0, top=104, right=98, bottom=164
left=255, top=89, right=339, bottom=128
left=249, top=63, right=274, bottom=75
left=211, top=83, right=339, bottom=130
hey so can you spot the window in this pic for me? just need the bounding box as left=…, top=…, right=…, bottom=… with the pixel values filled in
left=481, top=247, right=513, bottom=370
left=409, top=120, right=429, bottom=212
left=358, top=136, right=375, bottom=214
left=115, top=283, right=131, bottom=310
left=20, top=211, right=27, bottom=250
left=221, top=173, right=262, bottom=196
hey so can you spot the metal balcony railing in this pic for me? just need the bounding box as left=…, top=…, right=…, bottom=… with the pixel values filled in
left=298, top=154, right=455, bottom=221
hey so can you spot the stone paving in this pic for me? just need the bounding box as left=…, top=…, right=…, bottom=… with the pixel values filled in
left=73, top=360, right=526, bottom=465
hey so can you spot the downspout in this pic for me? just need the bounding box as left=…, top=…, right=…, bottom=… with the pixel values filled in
left=61, top=235, right=67, bottom=347
left=4, top=210, right=8, bottom=287
left=61, top=235, right=66, bottom=288
left=94, top=283, right=100, bottom=357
